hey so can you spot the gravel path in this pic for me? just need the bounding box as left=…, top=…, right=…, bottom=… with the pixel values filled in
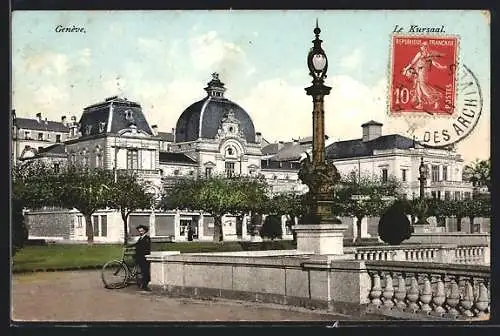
left=12, top=270, right=351, bottom=322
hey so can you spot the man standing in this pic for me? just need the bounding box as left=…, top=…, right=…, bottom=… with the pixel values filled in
left=130, top=225, right=152, bottom=291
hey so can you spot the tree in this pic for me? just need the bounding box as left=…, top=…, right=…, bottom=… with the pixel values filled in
left=260, top=215, right=282, bottom=240
left=378, top=199, right=413, bottom=245
left=333, top=173, right=403, bottom=242
left=265, top=193, right=307, bottom=241
left=11, top=161, right=56, bottom=255
left=463, top=158, right=491, bottom=191
left=53, top=164, right=114, bottom=244
left=160, top=175, right=269, bottom=242
left=461, top=197, right=489, bottom=233
left=107, top=171, right=155, bottom=245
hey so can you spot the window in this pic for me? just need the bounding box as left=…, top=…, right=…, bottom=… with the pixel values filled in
left=454, top=191, right=461, bottom=200
left=226, top=147, right=234, bottom=156
left=95, top=154, right=102, bottom=168
left=92, top=215, right=99, bottom=237
left=53, top=163, right=60, bottom=173
left=38, top=146, right=43, bottom=152
left=401, top=169, right=407, bottom=182
left=24, top=131, right=30, bottom=139
left=225, top=162, right=235, bottom=177
left=444, top=191, right=451, bottom=200
left=47, top=133, right=51, bottom=139
left=101, top=216, right=107, bottom=237
left=77, top=216, right=83, bottom=228
left=464, top=192, right=471, bottom=199
left=174, top=169, right=180, bottom=176
left=381, top=169, right=388, bottom=183
left=56, top=134, right=61, bottom=143
left=180, top=219, right=190, bottom=236
left=431, top=165, right=439, bottom=182
left=437, top=190, right=441, bottom=199
left=431, top=191, right=437, bottom=199
left=126, top=149, right=139, bottom=170
left=442, top=166, right=448, bottom=181
left=38, top=133, right=43, bottom=140
left=205, top=167, right=213, bottom=178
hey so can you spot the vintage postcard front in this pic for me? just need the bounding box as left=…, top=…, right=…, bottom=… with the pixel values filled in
left=11, top=10, right=490, bottom=323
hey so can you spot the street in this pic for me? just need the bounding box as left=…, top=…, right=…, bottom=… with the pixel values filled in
left=12, top=270, right=349, bottom=322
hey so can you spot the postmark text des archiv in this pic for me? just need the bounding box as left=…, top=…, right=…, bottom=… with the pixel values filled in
left=55, top=25, right=86, bottom=33
left=393, top=25, right=446, bottom=33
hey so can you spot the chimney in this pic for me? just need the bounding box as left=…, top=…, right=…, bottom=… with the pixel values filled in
left=151, top=124, right=158, bottom=136
left=71, top=116, right=77, bottom=122
left=172, top=128, right=176, bottom=143
left=255, top=132, right=262, bottom=144
left=44, top=117, right=48, bottom=124
left=278, top=141, right=284, bottom=150
left=293, top=138, right=299, bottom=145
left=61, top=116, right=67, bottom=125
left=361, top=120, right=383, bottom=142
left=36, top=113, right=42, bottom=123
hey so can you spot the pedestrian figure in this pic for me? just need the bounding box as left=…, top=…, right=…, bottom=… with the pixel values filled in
left=129, top=225, right=152, bottom=291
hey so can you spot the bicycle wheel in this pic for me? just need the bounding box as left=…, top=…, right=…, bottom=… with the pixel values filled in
left=130, top=263, right=143, bottom=288
left=101, top=260, right=128, bottom=289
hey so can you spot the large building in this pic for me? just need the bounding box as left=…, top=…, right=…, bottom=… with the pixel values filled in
left=16, top=73, right=476, bottom=243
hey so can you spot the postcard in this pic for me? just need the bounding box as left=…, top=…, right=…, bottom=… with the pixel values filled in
left=11, top=10, right=491, bottom=323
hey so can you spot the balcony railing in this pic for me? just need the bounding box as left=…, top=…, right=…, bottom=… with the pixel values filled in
left=350, top=244, right=489, bottom=265
left=365, top=261, right=490, bottom=320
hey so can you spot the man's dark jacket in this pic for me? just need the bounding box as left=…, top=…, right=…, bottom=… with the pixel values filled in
left=133, top=235, right=151, bottom=260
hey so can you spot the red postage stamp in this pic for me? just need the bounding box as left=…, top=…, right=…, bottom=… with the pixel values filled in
left=389, top=35, right=459, bottom=116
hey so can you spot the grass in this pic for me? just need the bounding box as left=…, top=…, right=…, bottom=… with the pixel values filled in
left=12, top=241, right=295, bottom=273
left=12, top=238, right=383, bottom=273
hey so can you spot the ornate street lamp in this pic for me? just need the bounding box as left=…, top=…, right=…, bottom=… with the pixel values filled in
left=416, top=157, right=429, bottom=225
left=298, top=20, right=341, bottom=226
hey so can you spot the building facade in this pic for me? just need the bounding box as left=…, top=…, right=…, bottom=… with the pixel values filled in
left=17, top=74, right=475, bottom=243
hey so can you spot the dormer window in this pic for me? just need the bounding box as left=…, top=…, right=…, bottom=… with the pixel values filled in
left=227, top=147, right=234, bottom=156
left=85, top=125, right=92, bottom=135
left=98, top=122, right=106, bottom=133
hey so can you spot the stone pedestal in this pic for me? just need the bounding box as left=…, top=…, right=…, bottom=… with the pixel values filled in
left=293, top=224, right=348, bottom=255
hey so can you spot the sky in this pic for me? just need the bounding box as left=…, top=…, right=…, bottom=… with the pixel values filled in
left=11, top=10, right=490, bottom=164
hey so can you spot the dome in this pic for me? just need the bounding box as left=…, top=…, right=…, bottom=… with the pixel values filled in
left=175, top=73, right=257, bottom=143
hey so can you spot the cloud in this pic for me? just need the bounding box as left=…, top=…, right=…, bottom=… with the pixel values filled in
left=24, top=49, right=92, bottom=77
left=340, top=48, right=363, bottom=70
left=187, top=31, right=252, bottom=82
left=238, top=74, right=412, bottom=144
left=32, top=85, right=69, bottom=111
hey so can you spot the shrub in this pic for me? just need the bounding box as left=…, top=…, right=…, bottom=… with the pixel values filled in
left=12, top=199, right=28, bottom=256
left=378, top=200, right=412, bottom=245
left=260, top=215, right=283, bottom=240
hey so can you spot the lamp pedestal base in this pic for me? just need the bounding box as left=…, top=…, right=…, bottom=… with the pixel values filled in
left=293, top=224, right=348, bottom=255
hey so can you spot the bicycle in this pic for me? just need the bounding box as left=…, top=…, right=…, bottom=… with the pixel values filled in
left=101, top=246, right=143, bottom=289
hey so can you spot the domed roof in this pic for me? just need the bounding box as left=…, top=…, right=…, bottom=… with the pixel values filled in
left=175, top=73, right=257, bottom=143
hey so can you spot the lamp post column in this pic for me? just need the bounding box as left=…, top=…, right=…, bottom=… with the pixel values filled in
left=294, top=21, right=347, bottom=255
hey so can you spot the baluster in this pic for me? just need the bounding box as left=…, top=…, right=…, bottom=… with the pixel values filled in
left=474, top=281, right=489, bottom=317
left=369, top=271, right=382, bottom=307
left=406, top=274, right=419, bottom=312
left=394, top=273, right=407, bottom=310
left=382, top=272, right=395, bottom=309
left=446, top=277, right=460, bottom=316
left=420, top=274, right=432, bottom=314
left=432, top=275, right=446, bottom=315
left=459, top=279, right=474, bottom=317
left=425, top=250, right=430, bottom=261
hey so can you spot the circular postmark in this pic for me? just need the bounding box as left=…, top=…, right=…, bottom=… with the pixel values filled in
left=393, top=64, right=482, bottom=148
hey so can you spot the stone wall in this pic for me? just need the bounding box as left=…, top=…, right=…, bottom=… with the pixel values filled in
left=148, top=252, right=371, bottom=316
left=26, top=210, right=73, bottom=239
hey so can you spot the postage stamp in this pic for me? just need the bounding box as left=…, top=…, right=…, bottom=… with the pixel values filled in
left=389, top=35, right=459, bottom=116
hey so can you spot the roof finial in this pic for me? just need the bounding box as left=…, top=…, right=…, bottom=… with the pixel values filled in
left=211, top=72, right=219, bottom=81
left=314, top=18, right=321, bottom=36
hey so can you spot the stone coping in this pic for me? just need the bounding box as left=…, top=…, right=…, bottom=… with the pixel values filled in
left=364, top=260, right=490, bottom=277
left=349, top=243, right=489, bottom=251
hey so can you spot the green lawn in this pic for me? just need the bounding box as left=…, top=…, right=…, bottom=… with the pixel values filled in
left=12, top=241, right=297, bottom=273
left=12, top=239, right=379, bottom=273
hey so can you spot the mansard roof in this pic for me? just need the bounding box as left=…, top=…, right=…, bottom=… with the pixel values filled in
left=15, top=118, right=69, bottom=133
left=159, top=152, right=198, bottom=165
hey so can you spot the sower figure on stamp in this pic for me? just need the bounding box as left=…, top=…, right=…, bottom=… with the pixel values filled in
left=402, top=41, right=448, bottom=110
left=129, top=225, right=152, bottom=291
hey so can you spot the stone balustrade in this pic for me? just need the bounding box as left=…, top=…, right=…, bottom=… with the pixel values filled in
left=351, top=244, right=489, bottom=265
left=365, top=261, right=490, bottom=320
